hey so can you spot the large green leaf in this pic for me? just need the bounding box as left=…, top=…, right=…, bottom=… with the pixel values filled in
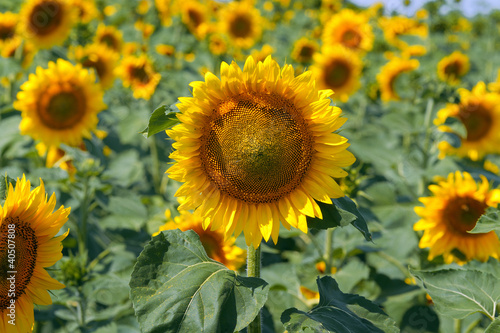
left=485, top=318, right=500, bottom=332
left=140, top=105, right=180, bottom=138
left=308, top=196, right=372, bottom=241
left=410, top=268, right=500, bottom=320
left=281, top=276, right=398, bottom=333
left=469, top=207, right=500, bottom=234
left=129, top=229, right=269, bottom=333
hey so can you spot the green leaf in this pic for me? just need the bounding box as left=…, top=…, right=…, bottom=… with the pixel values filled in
left=469, top=207, right=500, bottom=234
left=100, top=196, right=148, bottom=231
left=485, top=317, right=500, bottom=333
left=129, top=229, right=269, bottom=333
left=410, top=268, right=500, bottom=320
left=281, top=276, right=398, bottom=333
left=140, top=105, right=180, bottom=138
left=308, top=196, right=372, bottom=241
left=0, top=174, right=16, bottom=201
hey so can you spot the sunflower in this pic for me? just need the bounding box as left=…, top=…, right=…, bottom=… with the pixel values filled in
left=311, top=45, right=362, bottom=102
left=0, top=36, right=36, bottom=69
left=70, top=43, right=119, bottom=90
left=180, top=0, right=212, bottom=40
left=219, top=1, right=263, bottom=49
left=250, top=44, right=274, bottom=63
left=0, top=12, right=18, bottom=50
left=377, top=57, right=419, bottom=102
left=154, top=209, right=246, bottom=270
left=434, top=82, right=500, bottom=161
left=13, top=59, right=106, bottom=148
left=318, top=0, right=342, bottom=23
left=71, top=0, right=98, bottom=24
left=94, top=24, right=123, bottom=52
left=437, top=51, right=470, bottom=86
left=322, top=9, right=374, bottom=54
left=489, top=70, right=500, bottom=93
left=208, top=34, right=228, bottom=56
left=115, top=54, right=161, bottom=100
left=155, top=0, right=178, bottom=27
left=36, top=142, right=78, bottom=178
left=0, top=175, right=70, bottom=333
left=167, top=56, right=355, bottom=248
left=17, top=0, right=75, bottom=50
left=156, top=43, right=176, bottom=57
left=414, top=171, right=500, bottom=264
left=378, top=15, right=428, bottom=49
left=291, top=37, right=319, bottom=64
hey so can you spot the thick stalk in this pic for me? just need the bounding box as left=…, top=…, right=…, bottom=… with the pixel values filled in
left=247, top=244, right=262, bottom=333
left=454, top=318, right=462, bottom=333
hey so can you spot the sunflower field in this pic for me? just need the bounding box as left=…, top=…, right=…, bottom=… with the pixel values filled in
left=1, top=0, right=500, bottom=332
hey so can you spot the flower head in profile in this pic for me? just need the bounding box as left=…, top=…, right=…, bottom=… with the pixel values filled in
left=435, top=82, right=500, bottom=161
left=0, top=175, right=70, bottom=332
left=18, top=0, right=76, bottom=49
left=70, top=43, right=119, bottom=90
left=0, top=12, right=18, bottom=50
left=13, top=59, right=107, bottom=148
left=376, top=57, right=419, bottom=102
left=167, top=56, right=355, bottom=248
left=414, top=171, right=500, bottom=264
left=437, top=51, right=470, bottom=86
left=154, top=209, right=246, bottom=270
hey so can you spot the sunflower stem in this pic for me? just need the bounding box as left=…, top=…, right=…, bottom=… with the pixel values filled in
left=454, top=318, right=462, bottom=333
left=78, top=176, right=90, bottom=262
left=324, top=227, right=335, bottom=275
left=247, top=244, right=262, bottom=333
left=148, top=134, right=161, bottom=194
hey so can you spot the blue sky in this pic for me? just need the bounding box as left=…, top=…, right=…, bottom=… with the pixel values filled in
left=350, top=0, right=500, bottom=17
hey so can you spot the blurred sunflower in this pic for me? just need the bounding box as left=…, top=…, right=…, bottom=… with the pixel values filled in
left=116, top=54, right=161, bottom=100
left=18, top=0, right=75, bottom=49
left=0, top=36, right=36, bottom=69
left=154, top=209, right=246, bottom=270
left=155, top=0, right=178, bottom=26
left=94, top=24, right=123, bottom=52
left=71, top=0, right=98, bottom=24
left=291, top=37, right=319, bottom=64
left=219, top=1, right=263, bottom=49
left=489, top=70, right=500, bottom=93
left=250, top=44, right=274, bottom=63
left=156, top=43, right=176, bottom=57
left=322, top=9, right=374, bottom=54
left=13, top=59, right=106, bottom=147
left=437, top=51, right=470, bottom=86
left=312, top=45, right=362, bottom=102
left=435, top=82, right=500, bottom=161
left=414, top=171, right=500, bottom=264
left=318, top=0, right=342, bottom=23
left=208, top=34, right=228, bottom=55
left=0, top=175, right=70, bottom=333
left=378, top=15, right=428, bottom=49
left=167, top=56, right=355, bottom=248
left=180, top=0, right=212, bottom=40
left=70, top=43, right=119, bottom=90
left=0, top=12, right=18, bottom=50
left=377, top=57, right=419, bottom=102
left=36, top=142, right=79, bottom=178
